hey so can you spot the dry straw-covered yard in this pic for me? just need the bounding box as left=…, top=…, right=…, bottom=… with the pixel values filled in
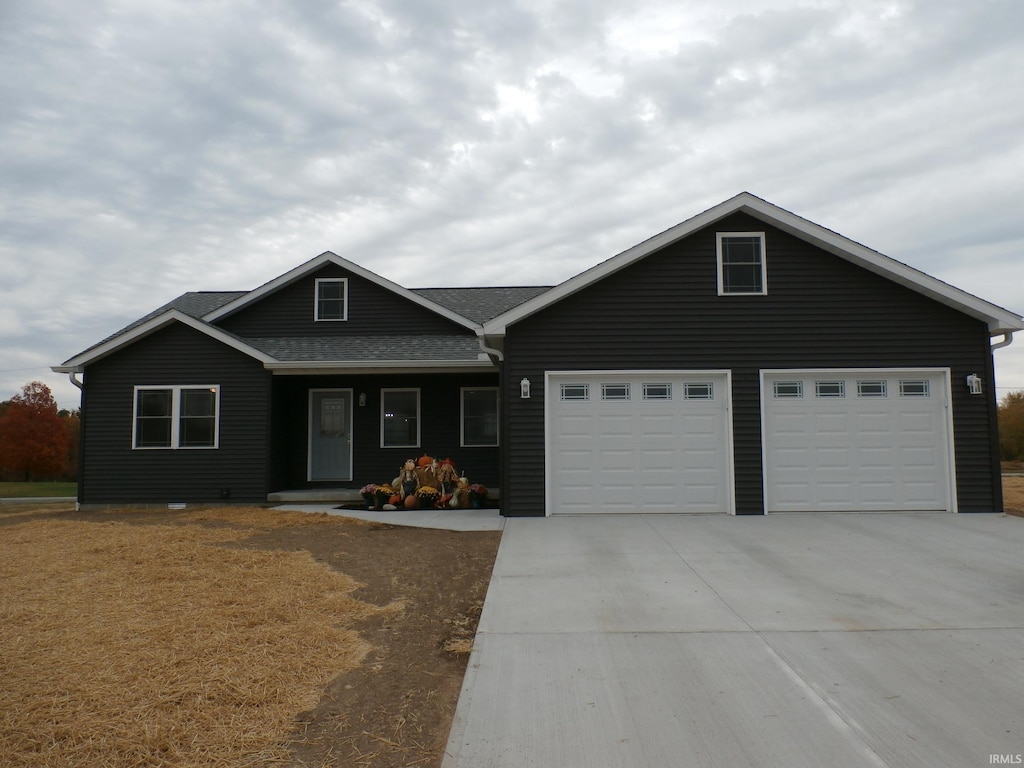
left=0, top=506, right=500, bottom=768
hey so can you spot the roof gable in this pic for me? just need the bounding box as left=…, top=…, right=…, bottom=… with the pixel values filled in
left=482, top=192, right=1023, bottom=336
left=203, top=251, right=481, bottom=332
left=54, top=310, right=276, bottom=372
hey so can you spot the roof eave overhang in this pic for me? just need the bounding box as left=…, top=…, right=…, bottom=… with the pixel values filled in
left=53, top=310, right=277, bottom=373
left=482, top=192, right=1024, bottom=337
left=202, top=251, right=481, bottom=332
left=267, top=359, right=497, bottom=375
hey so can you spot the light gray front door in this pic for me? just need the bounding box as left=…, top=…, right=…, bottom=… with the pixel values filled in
left=309, top=389, right=353, bottom=481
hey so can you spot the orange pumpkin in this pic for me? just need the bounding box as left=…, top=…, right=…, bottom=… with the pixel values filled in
left=389, top=494, right=401, bottom=506
left=404, top=494, right=419, bottom=509
left=417, top=454, right=434, bottom=467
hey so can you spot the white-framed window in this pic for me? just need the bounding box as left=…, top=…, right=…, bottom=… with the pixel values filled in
left=773, top=381, right=803, bottom=398
left=315, top=278, right=348, bottom=321
left=560, top=383, right=589, bottom=401
left=717, top=232, right=767, bottom=295
left=642, top=383, right=672, bottom=400
left=857, top=380, right=887, bottom=397
left=815, top=381, right=846, bottom=398
left=133, top=385, right=219, bottom=449
left=461, top=387, right=499, bottom=447
left=899, top=380, right=930, bottom=397
left=381, top=388, right=420, bottom=447
left=601, top=383, right=631, bottom=400
left=382, top=387, right=417, bottom=448
left=684, top=383, right=714, bottom=400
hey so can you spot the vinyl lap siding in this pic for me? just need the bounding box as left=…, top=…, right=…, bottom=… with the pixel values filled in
left=503, top=212, right=998, bottom=516
left=81, top=323, right=272, bottom=505
left=216, top=264, right=470, bottom=337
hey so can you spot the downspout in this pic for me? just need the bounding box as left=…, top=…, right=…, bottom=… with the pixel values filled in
left=991, top=332, right=1014, bottom=350
left=68, top=371, right=84, bottom=390
left=476, top=331, right=504, bottom=362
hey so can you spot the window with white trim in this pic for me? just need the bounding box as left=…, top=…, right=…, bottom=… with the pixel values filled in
left=133, top=386, right=219, bottom=449
left=717, top=232, right=766, bottom=295
left=642, top=383, right=672, bottom=400
left=560, top=383, right=589, bottom=401
left=857, top=380, right=887, bottom=397
left=815, top=381, right=845, bottom=398
left=601, top=383, right=631, bottom=400
left=461, top=387, right=499, bottom=446
left=773, top=381, right=803, bottom=398
left=684, top=383, right=714, bottom=400
left=381, top=388, right=419, bottom=447
left=899, top=380, right=930, bottom=397
left=315, top=278, right=348, bottom=321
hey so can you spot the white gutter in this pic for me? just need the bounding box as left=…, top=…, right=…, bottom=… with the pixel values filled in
left=991, top=332, right=1014, bottom=350
left=476, top=331, right=504, bottom=362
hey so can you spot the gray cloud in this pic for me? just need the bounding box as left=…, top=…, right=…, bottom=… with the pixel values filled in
left=2, top=0, right=1023, bottom=407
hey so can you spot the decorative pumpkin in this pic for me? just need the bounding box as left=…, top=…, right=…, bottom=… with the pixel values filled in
left=389, top=494, right=401, bottom=506
left=417, top=454, right=434, bottom=467
left=404, top=494, right=419, bottom=509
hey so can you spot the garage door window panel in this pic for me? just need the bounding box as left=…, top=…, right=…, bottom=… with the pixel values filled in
left=684, top=383, right=714, bottom=400
left=642, top=383, right=672, bottom=400
left=773, top=381, right=803, bottom=398
left=857, top=380, right=887, bottom=397
left=815, top=381, right=845, bottom=398
left=899, top=380, right=930, bottom=397
left=560, top=383, right=589, bottom=401
left=601, top=383, right=631, bottom=401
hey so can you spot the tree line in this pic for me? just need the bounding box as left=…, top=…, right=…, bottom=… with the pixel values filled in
left=1000, top=390, right=1024, bottom=462
left=0, top=381, right=79, bottom=481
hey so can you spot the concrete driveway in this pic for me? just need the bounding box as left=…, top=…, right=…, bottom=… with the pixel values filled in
left=442, top=513, right=1024, bottom=768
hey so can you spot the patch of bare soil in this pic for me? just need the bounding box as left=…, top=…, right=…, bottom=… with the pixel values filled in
left=0, top=505, right=501, bottom=768
left=1001, top=475, right=1024, bottom=517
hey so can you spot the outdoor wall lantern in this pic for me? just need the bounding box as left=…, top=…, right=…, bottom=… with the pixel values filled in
left=358, top=392, right=367, bottom=407
left=520, top=378, right=531, bottom=398
left=966, top=374, right=983, bottom=395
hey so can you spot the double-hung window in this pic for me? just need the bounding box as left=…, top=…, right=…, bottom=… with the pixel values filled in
left=461, top=387, right=499, bottom=446
left=381, top=388, right=420, bottom=447
left=133, top=386, right=219, bottom=449
left=315, top=278, right=348, bottom=321
left=717, top=232, right=767, bottom=295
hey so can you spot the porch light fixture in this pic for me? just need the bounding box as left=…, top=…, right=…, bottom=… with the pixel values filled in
left=966, top=374, right=983, bottom=395
left=358, top=392, right=367, bottom=407
left=520, top=378, right=531, bottom=398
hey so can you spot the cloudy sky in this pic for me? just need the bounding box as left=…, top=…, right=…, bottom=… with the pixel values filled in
left=2, top=0, right=1022, bottom=409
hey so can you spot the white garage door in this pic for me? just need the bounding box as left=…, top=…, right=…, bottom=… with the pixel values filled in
left=546, top=372, right=733, bottom=514
left=762, top=370, right=954, bottom=512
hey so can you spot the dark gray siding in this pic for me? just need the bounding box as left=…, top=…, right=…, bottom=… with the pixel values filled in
left=80, top=323, right=272, bottom=505
left=216, top=264, right=472, bottom=337
left=502, top=212, right=1000, bottom=516
left=270, top=372, right=501, bottom=491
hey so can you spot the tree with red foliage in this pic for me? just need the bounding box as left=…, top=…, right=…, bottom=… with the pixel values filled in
left=0, top=381, right=70, bottom=480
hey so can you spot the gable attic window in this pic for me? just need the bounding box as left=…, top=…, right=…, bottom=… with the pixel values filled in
left=133, top=386, right=219, bottom=449
left=315, top=278, right=348, bottom=321
left=717, top=233, right=767, bottom=295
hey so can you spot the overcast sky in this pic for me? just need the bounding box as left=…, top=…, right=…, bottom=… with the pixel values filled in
left=2, top=0, right=1022, bottom=410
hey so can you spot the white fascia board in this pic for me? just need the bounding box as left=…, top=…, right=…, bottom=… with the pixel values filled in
left=483, top=192, right=1024, bottom=336
left=202, top=251, right=481, bottom=332
left=52, top=310, right=277, bottom=372
left=268, top=360, right=496, bottom=375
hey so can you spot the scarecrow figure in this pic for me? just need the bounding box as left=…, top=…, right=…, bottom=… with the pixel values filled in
left=394, top=459, right=419, bottom=500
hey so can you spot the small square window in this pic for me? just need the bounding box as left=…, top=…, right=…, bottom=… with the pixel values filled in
left=601, top=383, right=630, bottom=400
left=773, top=381, right=803, bottom=398
left=315, top=278, right=348, bottom=321
left=642, top=383, right=672, bottom=400
left=560, top=384, right=589, bottom=401
left=684, top=383, right=714, bottom=400
left=815, top=381, right=845, bottom=398
left=857, top=380, right=887, bottom=397
left=718, top=233, right=766, bottom=295
left=899, top=380, right=930, bottom=397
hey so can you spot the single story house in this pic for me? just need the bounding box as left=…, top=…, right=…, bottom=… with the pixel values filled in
left=55, top=193, right=1023, bottom=515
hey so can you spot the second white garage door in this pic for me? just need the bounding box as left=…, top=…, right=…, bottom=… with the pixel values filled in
left=762, top=370, right=955, bottom=512
left=546, top=371, right=734, bottom=514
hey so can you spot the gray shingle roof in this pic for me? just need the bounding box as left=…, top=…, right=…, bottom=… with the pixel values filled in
left=412, top=286, right=552, bottom=323
left=246, top=335, right=483, bottom=362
